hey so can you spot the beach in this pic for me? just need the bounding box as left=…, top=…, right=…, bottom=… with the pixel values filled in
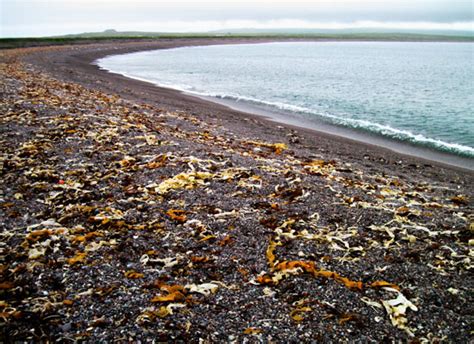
left=1, top=39, right=473, bottom=341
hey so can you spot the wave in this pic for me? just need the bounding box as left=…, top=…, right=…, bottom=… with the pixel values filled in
left=97, top=65, right=474, bottom=159
left=188, top=90, right=474, bottom=158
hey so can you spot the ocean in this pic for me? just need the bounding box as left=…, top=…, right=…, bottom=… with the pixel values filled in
left=97, top=42, right=474, bottom=161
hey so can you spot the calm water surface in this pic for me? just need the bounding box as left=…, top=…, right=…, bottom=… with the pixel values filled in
left=98, top=42, right=474, bottom=159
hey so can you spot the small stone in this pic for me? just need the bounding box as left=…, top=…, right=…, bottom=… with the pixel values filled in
left=61, top=323, right=72, bottom=332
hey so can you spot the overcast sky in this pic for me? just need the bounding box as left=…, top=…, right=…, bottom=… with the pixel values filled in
left=1, top=0, right=473, bottom=37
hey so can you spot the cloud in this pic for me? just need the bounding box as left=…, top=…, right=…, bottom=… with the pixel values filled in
left=2, top=19, right=473, bottom=38
left=2, top=0, right=473, bottom=37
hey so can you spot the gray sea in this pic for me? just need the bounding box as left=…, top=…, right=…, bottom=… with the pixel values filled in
left=98, top=42, right=474, bottom=160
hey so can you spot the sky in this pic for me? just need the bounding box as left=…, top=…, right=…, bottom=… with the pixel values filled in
left=1, top=0, right=473, bottom=37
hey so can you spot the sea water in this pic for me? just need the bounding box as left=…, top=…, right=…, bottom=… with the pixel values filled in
left=97, top=42, right=474, bottom=160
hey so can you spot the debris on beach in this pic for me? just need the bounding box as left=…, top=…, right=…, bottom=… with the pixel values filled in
left=0, top=46, right=472, bottom=342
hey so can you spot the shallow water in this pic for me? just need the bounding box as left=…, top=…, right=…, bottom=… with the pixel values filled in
left=98, top=42, right=474, bottom=159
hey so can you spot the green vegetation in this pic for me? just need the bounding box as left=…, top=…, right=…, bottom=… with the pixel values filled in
left=1, top=31, right=473, bottom=49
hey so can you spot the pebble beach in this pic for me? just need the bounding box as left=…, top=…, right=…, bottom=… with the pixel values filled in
left=1, top=39, right=473, bottom=342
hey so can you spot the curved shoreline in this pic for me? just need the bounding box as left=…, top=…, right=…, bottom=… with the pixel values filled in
left=96, top=42, right=474, bottom=168
left=25, top=38, right=474, bottom=173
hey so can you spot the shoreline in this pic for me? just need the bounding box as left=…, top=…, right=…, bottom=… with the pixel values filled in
left=198, top=93, right=474, bottom=169
left=107, top=72, right=474, bottom=171
left=95, top=42, right=474, bottom=170
left=26, top=38, right=473, bottom=174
